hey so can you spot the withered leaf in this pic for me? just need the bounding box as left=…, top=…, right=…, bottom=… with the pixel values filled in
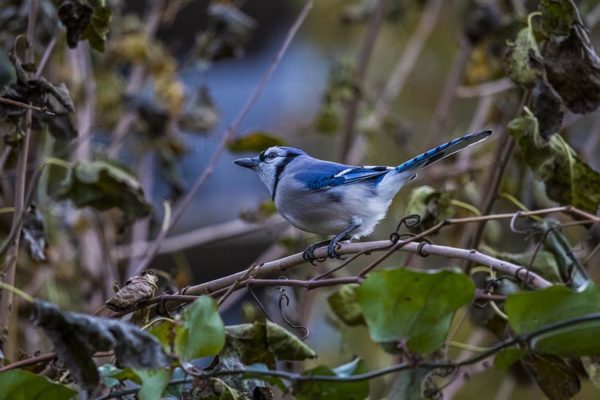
left=177, top=87, right=219, bottom=133
left=105, top=272, right=158, bottom=312
left=542, top=25, right=600, bottom=114
left=531, top=80, right=564, bottom=140
left=58, top=0, right=93, bottom=48
left=508, top=110, right=600, bottom=211
left=223, top=321, right=316, bottom=369
left=58, top=0, right=111, bottom=52
left=194, top=3, right=256, bottom=62
left=32, top=300, right=169, bottom=394
left=504, top=27, right=544, bottom=88
left=21, top=204, right=47, bottom=262
left=59, top=160, right=151, bottom=220
left=521, top=353, right=580, bottom=400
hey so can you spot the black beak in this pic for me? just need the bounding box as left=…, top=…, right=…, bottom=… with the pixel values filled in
left=233, top=157, right=259, bottom=170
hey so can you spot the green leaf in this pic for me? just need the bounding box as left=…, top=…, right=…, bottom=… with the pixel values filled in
left=356, top=268, right=475, bottom=354
left=506, top=285, right=600, bottom=356
left=98, top=364, right=141, bottom=388
left=224, top=321, right=316, bottom=368
left=59, top=160, right=151, bottom=219
left=386, top=369, right=432, bottom=400
left=508, top=111, right=600, bottom=212
left=504, top=26, right=543, bottom=88
left=521, top=353, right=580, bottom=400
left=328, top=284, right=365, bottom=326
left=531, top=80, right=564, bottom=140
left=176, top=296, right=225, bottom=360
left=294, top=359, right=368, bottom=400
left=134, top=368, right=171, bottom=400
left=314, top=103, right=341, bottom=134
left=494, top=348, right=525, bottom=370
left=227, top=132, right=285, bottom=153
left=81, top=5, right=112, bottom=52
left=539, top=0, right=577, bottom=37
left=0, top=369, right=77, bottom=400
left=405, top=186, right=454, bottom=231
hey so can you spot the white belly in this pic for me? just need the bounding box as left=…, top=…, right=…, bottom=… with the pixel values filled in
left=275, top=184, right=394, bottom=237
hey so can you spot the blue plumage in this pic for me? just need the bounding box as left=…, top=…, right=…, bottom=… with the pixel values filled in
left=234, top=129, right=492, bottom=260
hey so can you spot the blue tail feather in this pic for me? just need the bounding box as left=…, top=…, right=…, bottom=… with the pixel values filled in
left=395, top=129, right=492, bottom=173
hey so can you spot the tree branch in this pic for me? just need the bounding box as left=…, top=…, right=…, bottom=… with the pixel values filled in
left=337, top=0, right=388, bottom=162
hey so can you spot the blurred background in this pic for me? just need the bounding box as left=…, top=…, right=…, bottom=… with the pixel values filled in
left=2, top=0, right=600, bottom=398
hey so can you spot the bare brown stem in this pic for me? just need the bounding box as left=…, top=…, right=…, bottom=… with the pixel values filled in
left=0, top=0, right=38, bottom=359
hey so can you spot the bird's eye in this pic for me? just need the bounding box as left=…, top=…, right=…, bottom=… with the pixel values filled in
left=266, top=153, right=278, bottom=160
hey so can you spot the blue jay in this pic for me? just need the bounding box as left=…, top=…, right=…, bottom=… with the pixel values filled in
left=234, top=129, right=491, bottom=260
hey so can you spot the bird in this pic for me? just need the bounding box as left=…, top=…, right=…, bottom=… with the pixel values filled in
left=234, top=129, right=492, bottom=261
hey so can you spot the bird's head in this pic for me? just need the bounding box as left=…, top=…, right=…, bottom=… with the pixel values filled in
left=234, top=146, right=306, bottom=194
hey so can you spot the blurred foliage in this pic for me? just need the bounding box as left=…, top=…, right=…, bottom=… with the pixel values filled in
left=1, top=0, right=600, bottom=399
left=509, top=108, right=600, bottom=212
left=227, top=131, right=285, bottom=153
left=59, top=160, right=152, bottom=219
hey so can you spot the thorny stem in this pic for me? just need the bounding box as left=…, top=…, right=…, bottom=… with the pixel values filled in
left=130, top=0, right=314, bottom=276
left=94, top=313, right=600, bottom=400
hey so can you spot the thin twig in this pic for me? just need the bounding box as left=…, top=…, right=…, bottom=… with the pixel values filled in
left=337, top=0, right=388, bottom=162
left=427, top=36, right=472, bottom=146
left=107, top=0, right=165, bottom=156
left=217, top=264, right=258, bottom=306
left=0, top=0, right=39, bottom=358
left=366, top=0, right=442, bottom=129
left=0, top=97, right=55, bottom=115
left=456, top=78, right=515, bottom=98
left=130, top=0, right=314, bottom=276
left=113, top=215, right=287, bottom=260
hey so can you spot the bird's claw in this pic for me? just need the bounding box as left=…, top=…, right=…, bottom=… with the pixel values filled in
left=327, top=242, right=344, bottom=260
left=302, top=246, right=318, bottom=265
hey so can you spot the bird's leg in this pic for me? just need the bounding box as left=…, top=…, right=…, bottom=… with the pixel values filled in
left=302, top=239, right=331, bottom=264
left=327, top=223, right=360, bottom=259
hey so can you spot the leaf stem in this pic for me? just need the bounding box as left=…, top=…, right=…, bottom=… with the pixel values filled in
left=0, top=281, right=34, bottom=303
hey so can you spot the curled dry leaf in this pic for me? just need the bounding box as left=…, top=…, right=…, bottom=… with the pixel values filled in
left=21, top=204, right=47, bottom=262
left=105, top=272, right=158, bottom=312
left=32, top=300, right=170, bottom=394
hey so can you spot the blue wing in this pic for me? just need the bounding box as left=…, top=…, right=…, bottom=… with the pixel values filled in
left=294, top=162, right=391, bottom=191
left=293, top=129, right=491, bottom=191
left=396, top=129, right=492, bottom=173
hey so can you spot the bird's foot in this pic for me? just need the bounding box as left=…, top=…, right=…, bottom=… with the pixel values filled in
left=302, top=242, right=328, bottom=265
left=327, top=240, right=344, bottom=260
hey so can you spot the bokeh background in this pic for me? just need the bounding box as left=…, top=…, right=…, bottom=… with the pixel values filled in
left=2, top=0, right=600, bottom=398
